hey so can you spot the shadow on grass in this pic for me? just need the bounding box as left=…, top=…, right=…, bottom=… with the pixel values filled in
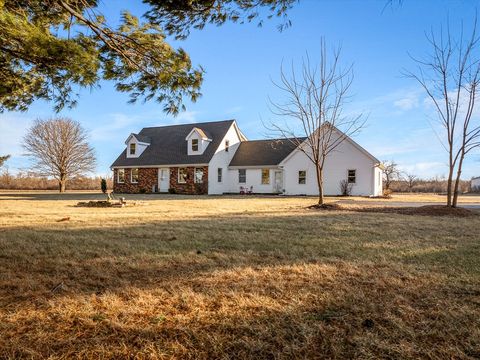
left=0, top=213, right=479, bottom=358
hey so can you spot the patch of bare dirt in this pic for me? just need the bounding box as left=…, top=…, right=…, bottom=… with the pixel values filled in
left=352, top=205, right=476, bottom=217
left=307, top=203, right=343, bottom=210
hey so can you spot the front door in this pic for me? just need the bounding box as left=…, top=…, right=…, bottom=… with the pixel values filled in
left=158, top=168, right=170, bottom=192
left=274, top=170, right=283, bottom=193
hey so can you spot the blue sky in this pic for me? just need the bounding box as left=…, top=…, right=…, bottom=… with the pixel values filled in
left=1, top=0, right=480, bottom=179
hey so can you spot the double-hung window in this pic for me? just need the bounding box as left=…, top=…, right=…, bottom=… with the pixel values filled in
left=178, top=168, right=188, bottom=183
left=238, top=169, right=246, bottom=183
left=129, top=143, right=136, bottom=155
left=194, top=168, right=204, bottom=183
left=131, top=168, right=139, bottom=183
left=261, top=169, right=270, bottom=185
left=117, top=169, right=125, bottom=183
left=348, top=169, right=356, bottom=184
left=217, top=168, right=223, bottom=182
left=298, top=170, right=306, bottom=184
left=191, top=139, right=199, bottom=152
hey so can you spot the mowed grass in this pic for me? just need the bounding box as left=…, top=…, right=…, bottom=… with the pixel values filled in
left=0, top=192, right=479, bottom=359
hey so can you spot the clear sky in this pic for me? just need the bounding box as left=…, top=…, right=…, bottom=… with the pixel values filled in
left=1, top=0, right=480, bottom=179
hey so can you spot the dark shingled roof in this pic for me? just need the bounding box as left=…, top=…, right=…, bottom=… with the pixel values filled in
left=131, top=133, right=151, bottom=144
left=229, top=138, right=304, bottom=167
left=111, top=120, right=235, bottom=167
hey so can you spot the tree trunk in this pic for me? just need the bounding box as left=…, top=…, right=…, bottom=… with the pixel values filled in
left=59, top=175, right=67, bottom=193
left=452, top=151, right=466, bottom=207
left=316, top=164, right=324, bottom=205
left=446, top=148, right=454, bottom=207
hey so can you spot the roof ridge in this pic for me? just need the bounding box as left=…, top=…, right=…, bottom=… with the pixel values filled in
left=141, top=119, right=235, bottom=130
left=242, top=137, right=306, bottom=143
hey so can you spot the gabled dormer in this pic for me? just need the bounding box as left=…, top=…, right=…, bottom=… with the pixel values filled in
left=125, top=133, right=150, bottom=158
left=185, top=127, right=212, bottom=155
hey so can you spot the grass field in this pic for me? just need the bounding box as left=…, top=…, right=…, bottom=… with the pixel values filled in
left=0, top=192, right=479, bottom=359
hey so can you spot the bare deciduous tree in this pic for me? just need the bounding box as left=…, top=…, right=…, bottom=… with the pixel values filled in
left=267, top=40, right=366, bottom=206
left=404, top=173, right=418, bottom=192
left=23, top=118, right=96, bottom=192
left=0, top=155, right=10, bottom=168
left=406, top=18, right=480, bottom=207
left=382, top=160, right=401, bottom=190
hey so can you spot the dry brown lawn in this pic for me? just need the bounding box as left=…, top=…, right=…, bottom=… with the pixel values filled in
left=0, top=192, right=479, bottom=359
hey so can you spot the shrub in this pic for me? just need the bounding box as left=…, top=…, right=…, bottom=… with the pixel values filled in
left=168, top=188, right=176, bottom=194
left=339, top=179, right=353, bottom=196
left=101, top=178, right=107, bottom=194
left=139, top=188, right=147, bottom=194
left=383, top=189, right=393, bottom=198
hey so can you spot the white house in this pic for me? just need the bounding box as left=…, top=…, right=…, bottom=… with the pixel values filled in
left=111, top=119, right=383, bottom=196
left=472, top=176, right=480, bottom=191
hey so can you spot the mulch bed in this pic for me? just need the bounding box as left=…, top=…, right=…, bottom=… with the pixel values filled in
left=309, top=204, right=476, bottom=217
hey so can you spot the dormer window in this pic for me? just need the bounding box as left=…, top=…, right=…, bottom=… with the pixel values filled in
left=185, top=127, right=211, bottom=156
left=192, top=139, right=199, bottom=152
left=130, top=143, right=136, bottom=155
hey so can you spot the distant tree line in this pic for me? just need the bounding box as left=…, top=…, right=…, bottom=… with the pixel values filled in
left=389, top=177, right=472, bottom=194
left=0, top=171, right=112, bottom=191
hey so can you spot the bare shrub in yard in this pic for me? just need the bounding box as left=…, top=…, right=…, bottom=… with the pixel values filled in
left=339, top=179, right=353, bottom=196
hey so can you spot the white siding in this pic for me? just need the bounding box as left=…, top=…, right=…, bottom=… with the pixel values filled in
left=224, top=168, right=278, bottom=194
left=472, top=177, right=480, bottom=191
left=208, top=124, right=242, bottom=194
left=281, top=137, right=379, bottom=196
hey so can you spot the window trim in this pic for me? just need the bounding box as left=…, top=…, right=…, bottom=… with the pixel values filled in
left=131, top=168, right=139, bottom=183
left=347, top=169, right=356, bottom=184
left=238, top=169, right=246, bottom=184
left=178, top=167, right=188, bottom=184
left=194, top=167, right=204, bottom=184
left=129, top=143, right=136, bottom=155
left=298, top=170, right=306, bottom=185
left=261, top=169, right=270, bottom=185
left=117, top=169, right=125, bottom=183
left=191, top=139, right=199, bottom=152
left=217, top=168, right=223, bottom=183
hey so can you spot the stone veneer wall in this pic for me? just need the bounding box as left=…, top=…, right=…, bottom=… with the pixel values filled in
left=169, top=166, right=208, bottom=195
left=113, top=166, right=208, bottom=194
left=113, top=168, right=158, bottom=193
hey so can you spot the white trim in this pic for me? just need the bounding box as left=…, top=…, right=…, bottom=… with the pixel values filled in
left=112, top=163, right=208, bottom=169
left=185, top=128, right=212, bottom=141
left=232, top=120, right=248, bottom=141
left=229, top=165, right=281, bottom=170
